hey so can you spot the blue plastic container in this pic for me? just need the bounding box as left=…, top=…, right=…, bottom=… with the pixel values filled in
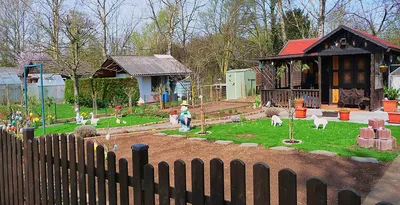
left=162, top=91, right=169, bottom=102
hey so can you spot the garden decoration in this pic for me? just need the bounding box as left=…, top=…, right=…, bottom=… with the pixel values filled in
left=75, top=112, right=84, bottom=124
left=357, top=119, right=396, bottom=150
left=169, top=109, right=179, bottom=125
left=338, top=108, right=350, bottom=120
left=310, top=115, right=328, bottom=129
left=90, top=112, right=100, bottom=126
left=179, top=101, right=191, bottom=132
left=295, top=108, right=307, bottom=118
left=271, top=115, right=282, bottom=126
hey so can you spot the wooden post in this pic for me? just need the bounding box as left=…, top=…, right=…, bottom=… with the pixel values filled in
left=200, top=87, right=205, bottom=134
left=132, top=144, right=149, bottom=205
left=370, top=54, right=375, bottom=111
left=318, top=56, right=322, bottom=107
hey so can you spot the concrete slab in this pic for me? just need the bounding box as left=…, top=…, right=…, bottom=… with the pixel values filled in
left=188, top=138, right=207, bottom=141
left=351, top=156, right=379, bottom=163
left=154, top=133, right=168, bottom=136
left=168, top=135, right=187, bottom=138
left=362, top=155, right=400, bottom=204
left=270, top=146, right=295, bottom=151
left=239, top=143, right=258, bottom=147
left=310, top=150, right=337, bottom=157
left=214, top=140, right=233, bottom=145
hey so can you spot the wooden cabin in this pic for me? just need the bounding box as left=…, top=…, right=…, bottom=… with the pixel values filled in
left=256, top=25, right=400, bottom=111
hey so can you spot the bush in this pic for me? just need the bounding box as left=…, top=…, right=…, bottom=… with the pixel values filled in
left=62, top=119, right=69, bottom=124
left=263, top=107, right=280, bottom=117
left=75, top=125, right=97, bottom=138
left=228, top=109, right=232, bottom=114
left=65, top=78, right=140, bottom=108
left=240, top=116, right=247, bottom=122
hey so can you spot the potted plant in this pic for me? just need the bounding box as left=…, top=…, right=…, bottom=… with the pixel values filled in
left=302, top=64, right=310, bottom=74
left=338, top=108, right=350, bottom=121
left=388, top=111, right=400, bottom=124
left=382, top=87, right=400, bottom=112
left=295, top=108, right=307, bottom=118
left=294, top=98, right=304, bottom=108
left=380, top=64, right=388, bottom=73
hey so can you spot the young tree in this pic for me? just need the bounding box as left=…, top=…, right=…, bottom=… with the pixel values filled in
left=123, top=79, right=139, bottom=114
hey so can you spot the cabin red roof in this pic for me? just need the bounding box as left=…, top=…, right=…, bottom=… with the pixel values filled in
left=279, top=38, right=320, bottom=56
left=353, top=29, right=400, bottom=50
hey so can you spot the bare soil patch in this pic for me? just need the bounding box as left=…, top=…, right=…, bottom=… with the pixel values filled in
left=93, top=132, right=389, bottom=205
left=236, top=134, right=255, bottom=139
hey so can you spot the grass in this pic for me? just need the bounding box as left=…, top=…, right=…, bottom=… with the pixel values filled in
left=163, top=119, right=400, bottom=162
left=34, top=115, right=163, bottom=137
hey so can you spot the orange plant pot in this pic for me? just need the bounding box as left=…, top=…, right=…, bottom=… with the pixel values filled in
left=295, top=100, right=304, bottom=108
left=115, top=105, right=122, bottom=111
left=295, top=108, right=307, bottom=118
left=382, top=100, right=399, bottom=112
left=388, top=112, right=400, bottom=124
left=339, top=110, right=350, bottom=121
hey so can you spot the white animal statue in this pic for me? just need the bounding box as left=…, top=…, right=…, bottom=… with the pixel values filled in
left=310, top=115, right=328, bottom=129
left=90, top=112, right=100, bottom=126
left=271, top=115, right=282, bottom=126
left=116, top=118, right=121, bottom=124
left=76, top=112, right=84, bottom=124
left=265, top=101, right=271, bottom=108
left=81, top=119, right=88, bottom=125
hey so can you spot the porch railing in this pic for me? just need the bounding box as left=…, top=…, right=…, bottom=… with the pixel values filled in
left=261, top=89, right=321, bottom=108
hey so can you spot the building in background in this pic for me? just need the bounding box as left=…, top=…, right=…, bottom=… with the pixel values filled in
left=226, top=68, right=256, bottom=100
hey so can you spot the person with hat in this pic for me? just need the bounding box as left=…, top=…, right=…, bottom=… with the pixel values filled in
left=179, top=100, right=191, bottom=132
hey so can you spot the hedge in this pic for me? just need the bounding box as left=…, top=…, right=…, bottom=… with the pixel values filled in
left=65, top=77, right=140, bottom=108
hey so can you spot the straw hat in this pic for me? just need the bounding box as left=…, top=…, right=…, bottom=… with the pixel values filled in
left=180, top=100, right=189, bottom=106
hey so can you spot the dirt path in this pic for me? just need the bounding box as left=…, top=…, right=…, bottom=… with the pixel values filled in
left=94, top=132, right=388, bottom=205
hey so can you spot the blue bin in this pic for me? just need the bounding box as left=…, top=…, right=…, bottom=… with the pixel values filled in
left=162, top=91, right=169, bottom=102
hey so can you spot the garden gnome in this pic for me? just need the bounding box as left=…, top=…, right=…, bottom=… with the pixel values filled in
left=179, top=101, right=191, bottom=132
left=169, top=109, right=179, bottom=125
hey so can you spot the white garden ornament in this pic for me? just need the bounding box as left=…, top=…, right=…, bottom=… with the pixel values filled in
left=310, top=115, right=328, bottom=129
left=271, top=115, right=282, bottom=126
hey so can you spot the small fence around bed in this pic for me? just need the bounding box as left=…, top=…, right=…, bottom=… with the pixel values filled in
left=260, top=89, right=321, bottom=108
left=0, top=128, right=393, bottom=205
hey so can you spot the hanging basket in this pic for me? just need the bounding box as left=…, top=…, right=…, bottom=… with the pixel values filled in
left=380, top=65, right=388, bottom=73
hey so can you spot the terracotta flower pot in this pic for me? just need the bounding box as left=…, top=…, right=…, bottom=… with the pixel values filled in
left=339, top=110, right=350, bottom=121
left=382, top=100, right=399, bottom=112
left=169, top=110, right=177, bottom=115
left=388, top=112, right=400, bottom=124
left=295, top=108, right=307, bottom=118
left=115, top=105, right=122, bottom=111
left=295, top=100, right=304, bottom=108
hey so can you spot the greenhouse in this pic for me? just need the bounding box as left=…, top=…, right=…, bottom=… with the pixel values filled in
left=27, top=74, right=65, bottom=103
left=0, top=73, right=22, bottom=105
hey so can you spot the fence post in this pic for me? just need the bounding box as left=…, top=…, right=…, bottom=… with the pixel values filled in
left=23, top=128, right=34, bottom=204
left=132, top=144, right=149, bottom=205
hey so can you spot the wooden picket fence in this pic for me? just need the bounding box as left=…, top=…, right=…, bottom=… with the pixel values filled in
left=0, top=128, right=393, bottom=205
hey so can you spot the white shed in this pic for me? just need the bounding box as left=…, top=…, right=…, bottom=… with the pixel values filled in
left=0, top=73, right=22, bottom=105
left=27, top=74, right=65, bottom=103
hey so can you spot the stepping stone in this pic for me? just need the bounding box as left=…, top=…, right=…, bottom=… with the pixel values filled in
left=351, top=156, right=379, bottom=163
left=154, top=133, right=168, bottom=136
left=270, top=146, right=295, bottom=151
left=310, top=150, right=337, bottom=157
left=214, top=140, right=233, bottom=145
left=188, top=138, right=207, bottom=141
left=240, top=143, right=258, bottom=147
left=169, top=135, right=186, bottom=138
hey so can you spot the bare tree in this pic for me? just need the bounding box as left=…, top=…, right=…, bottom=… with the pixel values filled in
left=277, top=0, right=287, bottom=42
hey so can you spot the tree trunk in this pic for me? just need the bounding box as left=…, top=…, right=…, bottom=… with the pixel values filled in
left=128, top=95, right=133, bottom=114
left=277, top=0, right=287, bottom=42
left=317, top=0, right=326, bottom=37
left=72, top=74, right=80, bottom=112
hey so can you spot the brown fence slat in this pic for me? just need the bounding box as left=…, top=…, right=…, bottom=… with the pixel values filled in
left=119, top=158, right=129, bottom=205
left=69, top=135, right=78, bottom=205
left=306, top=177, right=327, bottom=205
left=158, top=161, right=170, bottom=205
left=375, top=202, right=394, bottom=205
left=144, top=164, right=155, bottom=205
left=7, top=132, right=13, bottom=205
left=86, top=141, right=96, bottom=205
left=278, top=168, right=297, bottom=205
left=46, top=134, right=54, bottom=205
left=132, top=144, right=149, bottom=205
left=0, top=131, right=3, bottom=205
left=27, top=140, right=34, bottom=205
left=338, top=188, right=361, bottom=205
left=96, top=145, right=106, bottom=205
left=53, top=134, right=62, bottom=205
left=17, top=139, right=23, bottom=205
left=33, top=138, right=41, bottom=205
left=2, top=132, right=8, bottom=204
left=61, top=134, right=70, bottom=205
left=77, top=137, right=86, bottom=205
left=107, top=152, right=117, bottom=205
left=191, top=158, right=205, bottom=205
left=174, top=160, right=187, bottom=205
left=231, top=159, right=246, bottom=205
left=253, top=162, right=270, bottom=205
left=210, top=158, right=224, bottom=205
left=12, top=133, right=18, bottom=205
left=40, top=137, right=48, bottom=205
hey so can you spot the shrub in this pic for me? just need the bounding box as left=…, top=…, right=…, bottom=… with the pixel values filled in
left=384, top=87, right=400, bottom=100
left=219, top=110, right=225, bottom=114
left=228, top=109, right=233, bottom=114
left=263, top=107, right=280, bottom=117
left=62, top=119, right=69, bottom=124
left=240, top=116, right=247, bottom=122
left=230, top=116, right=241, bottom=122
left=75, top=125, right=97, bottom=138
left=65, top=77, right=140, bottom=108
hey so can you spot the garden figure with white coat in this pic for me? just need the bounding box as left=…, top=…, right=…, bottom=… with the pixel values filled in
left=271, top=115, right=282, bottom=126
left=179, top=101, right=191, bottom=132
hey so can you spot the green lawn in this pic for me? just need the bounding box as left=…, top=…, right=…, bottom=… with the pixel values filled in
left=34, top=115, right=163, bottom=137
left=163, top=119, right=400, bottom=162
left=30, top=104, right=126, bottom=119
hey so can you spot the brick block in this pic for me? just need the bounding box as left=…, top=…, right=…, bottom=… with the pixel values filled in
left=360, top=128, right=375, bottom=139
left=376, top=139, right=394, bottom=151
left=376, top=128, right=391, bottom=140
left=368, top=119, right=385, bottom=129
left=357, top=137, right=376, bottom=148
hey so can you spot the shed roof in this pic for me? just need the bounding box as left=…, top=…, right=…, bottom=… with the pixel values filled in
left=101, top=55, right=191, bottom=76
left=0, top=73, right=22, bottom=85
left=279, top=38, right=320, bottom=55
left=29, top=74, right=65, bottom=86
left=0, top=67, right=21, bottom=75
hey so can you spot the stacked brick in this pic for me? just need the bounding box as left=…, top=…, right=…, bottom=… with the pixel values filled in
left=357, top=119, right=397, bottom=151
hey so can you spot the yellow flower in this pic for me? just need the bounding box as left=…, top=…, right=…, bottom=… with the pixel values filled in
left=33, top=117, right=39, bottom=122
left=29, top=113, right=33, bottom=117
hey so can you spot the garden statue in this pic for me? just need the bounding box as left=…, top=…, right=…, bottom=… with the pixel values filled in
left=179, top=101, right=191, bottom=132
left=76, top=112, right=84, bottom=124
left=271, top=115, right=282, bottom=126
left=311, top=115, right=328, bottom=129
left=169, top=109, right=179, bottom=125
